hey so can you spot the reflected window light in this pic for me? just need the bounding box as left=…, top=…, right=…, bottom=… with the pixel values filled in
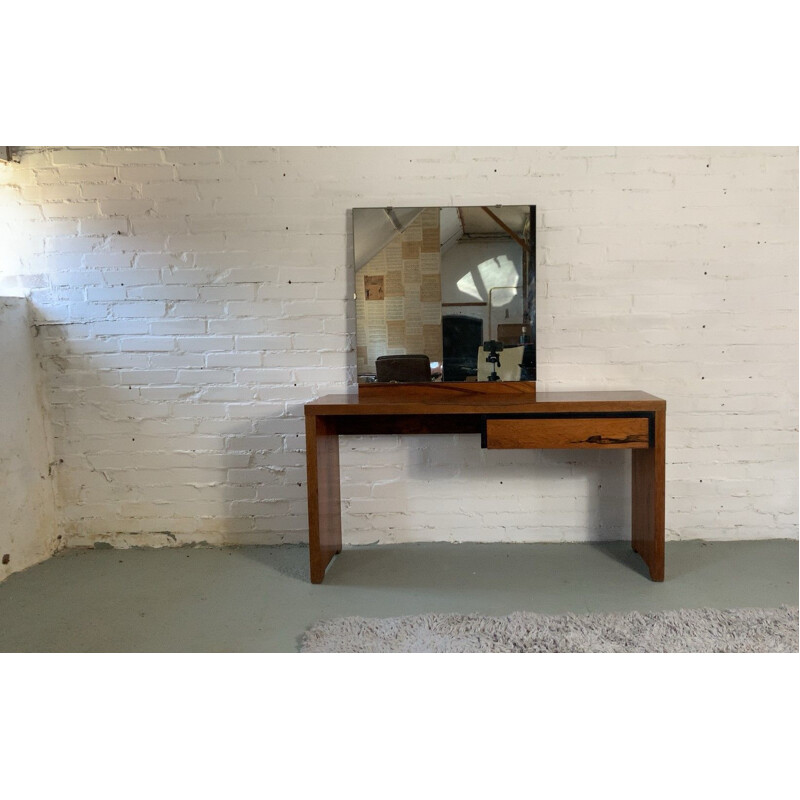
left=456, top=255, right=519, bottom=307
left=456, top=272, right=481, bottom=301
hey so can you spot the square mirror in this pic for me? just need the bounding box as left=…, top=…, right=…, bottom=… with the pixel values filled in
left=353, top=205, right=536, bottom=383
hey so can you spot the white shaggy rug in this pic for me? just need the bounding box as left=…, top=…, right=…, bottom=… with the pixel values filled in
left=301, top=606, right=799, bottom=653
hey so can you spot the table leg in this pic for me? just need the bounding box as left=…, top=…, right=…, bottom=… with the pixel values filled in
left=305, top=415, right=342, bottom=584
left=631, top=408, right=666, bottom=581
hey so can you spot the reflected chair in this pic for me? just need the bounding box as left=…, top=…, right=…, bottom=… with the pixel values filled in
left=375, top=354, right=431, bottom=383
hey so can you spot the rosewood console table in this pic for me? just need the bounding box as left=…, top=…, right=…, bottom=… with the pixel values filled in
left=304, top=388, right=666, bottom=584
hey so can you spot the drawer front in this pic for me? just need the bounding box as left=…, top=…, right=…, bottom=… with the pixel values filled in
left=484, top=416, right=650, bottom=449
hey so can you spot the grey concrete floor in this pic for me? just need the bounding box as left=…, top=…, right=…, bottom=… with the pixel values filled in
left=0, top=540, right=796, bottom=652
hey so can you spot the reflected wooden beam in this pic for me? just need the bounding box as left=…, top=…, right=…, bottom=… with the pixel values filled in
left=384, top=207, right=403, bottom=231
left=480, top=206, right=525, bottom=248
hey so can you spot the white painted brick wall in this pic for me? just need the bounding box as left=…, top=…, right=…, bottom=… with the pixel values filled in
left=0, top=298, right=59, bottom=579
left=0, top=146, right=797, bottom=549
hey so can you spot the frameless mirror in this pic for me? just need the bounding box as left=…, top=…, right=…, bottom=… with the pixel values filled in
left=353, top=205, right=536, bottom=383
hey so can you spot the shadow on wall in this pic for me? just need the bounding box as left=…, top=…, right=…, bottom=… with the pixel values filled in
left=219, top=406, right=309, bottom=547
left=337, top=431, right=631, bottom=546
left=28, top=298, right=314, bottom=549
left=26, top=295, right=634, bottom=556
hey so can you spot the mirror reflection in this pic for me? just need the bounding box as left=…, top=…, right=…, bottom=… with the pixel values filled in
left=353, top=205, right=536, bottom=383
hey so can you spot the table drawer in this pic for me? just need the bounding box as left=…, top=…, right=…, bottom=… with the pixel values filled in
left=484, top=416, right=650, bottom=449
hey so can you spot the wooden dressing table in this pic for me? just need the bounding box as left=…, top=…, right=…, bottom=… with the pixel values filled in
left=304, top=385, right=666, bottom=583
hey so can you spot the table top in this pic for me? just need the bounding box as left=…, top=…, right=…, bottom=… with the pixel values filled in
left=305, top=389, right=666, bottom=417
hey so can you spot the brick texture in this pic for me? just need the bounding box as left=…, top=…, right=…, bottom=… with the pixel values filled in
left=0, top=146, right=797, bottom=547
